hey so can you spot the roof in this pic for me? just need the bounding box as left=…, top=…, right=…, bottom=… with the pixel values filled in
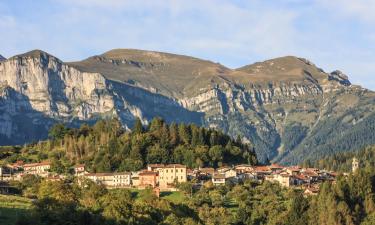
left=164, top=164, right=186, bottom=168
left=302, top=171, right=318, bottom=177
left=85, top=173, right=114, bottom=177
left=23, top=161, right=51, bottom=167
left=254, top=166, right=271, bottom=172
left=213, top=173, right=226, bottom=179
left=74, top=164, right=85, bottom=168
left=148, top=164, right=165, bottom=168
left=286, top=166, right=301, bottom=172
left=84, top=172, right=131, bottom=177
left=139, top=171, right=158, bottom=176
left=294, top=174, right=308, bottom=180
left=269, top=163, right=284, bottom=169
left=235, top=164, right=253, bottom=168
left=199, top=168, right=215, bottom=173
left=147, top=164, right=186, bottom=168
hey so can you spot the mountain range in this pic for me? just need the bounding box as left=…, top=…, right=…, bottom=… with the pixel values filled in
left=0, top=49, right=374, bottom=164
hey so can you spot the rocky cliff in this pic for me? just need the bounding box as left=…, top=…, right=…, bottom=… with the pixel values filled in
left=1, top=49, right=374, bottom=164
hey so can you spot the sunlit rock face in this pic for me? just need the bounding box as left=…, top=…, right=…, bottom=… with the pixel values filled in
left=1, top=49, right=374, bottom=164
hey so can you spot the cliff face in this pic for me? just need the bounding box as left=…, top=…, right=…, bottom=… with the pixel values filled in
left=0, top=49, right=374, bottom=164
left=0, top=50, right=202, bottom=144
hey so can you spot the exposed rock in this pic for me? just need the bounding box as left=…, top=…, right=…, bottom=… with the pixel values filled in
left=0, top=49, right=374, bottom=164
left=329, top=70, right=351, bottom=86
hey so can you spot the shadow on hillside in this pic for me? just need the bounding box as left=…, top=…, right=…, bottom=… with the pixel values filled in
left=0, top=207, right=30, bottom=225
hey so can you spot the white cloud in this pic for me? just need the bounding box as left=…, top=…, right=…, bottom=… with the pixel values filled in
left=315, top=0, right=375, bottom=23
left=0, top=0, right=374, bottom=90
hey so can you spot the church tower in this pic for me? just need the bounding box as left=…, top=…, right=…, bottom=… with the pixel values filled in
left=352, top=157, right=359, bottom=173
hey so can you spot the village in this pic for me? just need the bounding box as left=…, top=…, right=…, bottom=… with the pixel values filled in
left=1, top=158, right=360, bottom=196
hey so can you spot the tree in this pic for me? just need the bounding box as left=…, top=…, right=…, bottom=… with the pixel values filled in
left=37, top=180, right=77, bottom=203
left=133, top=117, right=144, bottom=134
left=48, top=123, right=68, bottom=140
left=146, top=144, right=169, bottom=164
left=209, top=145, right=224, bottom=167
left=100, top=189, right=134, bottom=224
left=178, top=124, right=191, bottom=145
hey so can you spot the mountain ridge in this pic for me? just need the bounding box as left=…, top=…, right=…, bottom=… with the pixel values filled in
left=0, top=48, right=374, bottom=164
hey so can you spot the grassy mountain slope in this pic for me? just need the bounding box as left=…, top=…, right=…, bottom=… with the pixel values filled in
left=1, top=49, right=374, bottom=164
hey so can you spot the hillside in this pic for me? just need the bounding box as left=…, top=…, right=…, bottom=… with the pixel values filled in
left=0, top=49, right=374, bottom=164
left=309, top=145, right=375, bottom=172
left=0, top=118, right=257, bottom=172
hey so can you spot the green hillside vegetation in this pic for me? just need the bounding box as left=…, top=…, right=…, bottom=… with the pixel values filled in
left=1, top=117, right=257, bottom=172
left=305, top=144, right=375, bottom=172
left=0, top=195, right=32, bottom=225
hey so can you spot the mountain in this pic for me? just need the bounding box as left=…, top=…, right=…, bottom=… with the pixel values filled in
left=0, top=54, right=6, bottom=62
left=0, top=49, right=374, bottom=164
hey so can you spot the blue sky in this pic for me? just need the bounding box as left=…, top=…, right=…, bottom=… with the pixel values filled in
left=1, top=0, right=374, bottom=90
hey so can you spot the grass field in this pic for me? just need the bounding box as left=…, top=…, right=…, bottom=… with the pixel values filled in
left=0, top=195, right=32, bottom=225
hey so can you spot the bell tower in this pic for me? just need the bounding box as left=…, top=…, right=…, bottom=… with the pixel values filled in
left=352, top=157, right=359, bottom=173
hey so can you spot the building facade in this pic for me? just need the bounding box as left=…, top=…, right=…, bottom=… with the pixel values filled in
left=23, top=162, right=51, bottom=176
left=158, top=164, right=187, bottom=187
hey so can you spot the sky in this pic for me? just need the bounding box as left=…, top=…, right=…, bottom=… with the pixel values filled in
left=0, top=0, right=374, bottom=90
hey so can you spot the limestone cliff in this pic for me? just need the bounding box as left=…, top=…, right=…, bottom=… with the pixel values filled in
left=0, top=49, right=374, bottom=164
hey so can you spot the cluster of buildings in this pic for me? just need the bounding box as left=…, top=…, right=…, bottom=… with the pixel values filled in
left=1, top=158, right=359, bottom=194
left=187, top=163, right=340, bottom=195
left=0, top=161, right=188, bottom=191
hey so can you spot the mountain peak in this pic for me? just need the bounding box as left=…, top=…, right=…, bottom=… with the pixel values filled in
left=10, top=49, right=57, bottom=60
left=98, top=48, right=212, bottom=64
left=0, top=54, right=6, bottom=62
left=235, top=55, right=327, bottom=84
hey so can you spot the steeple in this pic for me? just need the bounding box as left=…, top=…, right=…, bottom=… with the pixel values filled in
left=352, top=157, right=359, bottom=173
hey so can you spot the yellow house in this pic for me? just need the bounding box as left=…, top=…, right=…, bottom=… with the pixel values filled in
left=158, top=164, right=187, bottom=187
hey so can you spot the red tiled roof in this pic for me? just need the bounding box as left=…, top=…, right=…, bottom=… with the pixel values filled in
left=254, top=166, right=271, bottom=172
left=269, top=163, right=284, bottom=169
left=139, top=171, right=158, bottom=176
left=23, top=161, right=50, bottom=167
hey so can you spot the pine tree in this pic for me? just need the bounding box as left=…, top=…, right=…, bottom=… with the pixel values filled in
left=133, top=117, right=144, bottom=134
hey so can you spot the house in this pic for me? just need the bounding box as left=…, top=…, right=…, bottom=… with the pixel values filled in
left=23, top=161, right=51, bottom=177
left=286, top=166, right=301, bottom=175
left=198, top=167, right=215, bottom=179
left=158, top=164, right=187, bottom=187
left=304, top=186, right=319, bottom=196
left=266, top=173, right=293, bottom=187
left=235, top=164, right=254, bottom=173
left=138, top=171, right=158, bottom=188
left=269, top=164, right=284, bottom=173
left=0, top=166, right=12, bottom=181
left=0, top=181, right=10, bottom=194
left=224, top=169, right=237, bottom=178
left=112, top=172, right=132, bottom=187
left=187, top=169, right=195, bottom=180
left=212, top=173, right=226, bottom=185
left=8, top=160, right=24, bottom=170
left=292, top=174, right=308, bottom=185
left=74, top=164, right=86, bottom=176
left=147, top=164, right=165, bottom=172
left=253, top=166, right=272, bottom=179
left=84, top=172, right=131, bottom=188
